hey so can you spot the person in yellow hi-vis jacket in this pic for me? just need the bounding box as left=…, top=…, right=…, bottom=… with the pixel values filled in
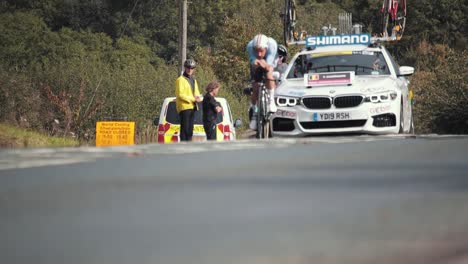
left=175, top=59, right=202, bottom=141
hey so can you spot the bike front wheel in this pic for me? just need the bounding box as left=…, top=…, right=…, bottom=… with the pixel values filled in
left=256, top=87, right=271, bottom=139
left=256, top=115, right=270, bottom=139
left=262, top=118, right=270, bottom=139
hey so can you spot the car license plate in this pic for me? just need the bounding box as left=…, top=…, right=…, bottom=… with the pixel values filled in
left=312, top=112, right=351, bottom=121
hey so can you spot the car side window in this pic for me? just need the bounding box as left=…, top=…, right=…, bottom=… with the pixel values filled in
left=215, top=102, right=223, bottom=124
left=287, top=54, right=307, bottom=79
left=386, top=50, right=401, bottom=76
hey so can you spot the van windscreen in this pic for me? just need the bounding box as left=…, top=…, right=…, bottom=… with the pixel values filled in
left=166, top=102, right=222, bottom=124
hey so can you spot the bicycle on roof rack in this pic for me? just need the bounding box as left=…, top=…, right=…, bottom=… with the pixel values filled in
left=282, top=0, right=407, bottom=44
left=380, top=0, right=406, bottom=40
left=282, top=0, right=298, bottom=46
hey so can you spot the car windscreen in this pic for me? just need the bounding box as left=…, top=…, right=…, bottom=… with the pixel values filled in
left=165, top=102, right=222, bottom=125
left=287, top=51, right=390, bottom=79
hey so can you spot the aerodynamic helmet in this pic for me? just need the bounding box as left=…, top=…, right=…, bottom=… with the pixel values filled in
left=253, top=34, right=268, bottom=49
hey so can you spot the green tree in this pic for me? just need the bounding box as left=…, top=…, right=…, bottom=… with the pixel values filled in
left=411, top=42, right=468, bottom=134
left=0, top=12, right=49, bottom=70
left=406, top=0, right=467, bottom=50
left=37, top=28, right=113, bottom=137
left=0, top=12, right=51, bottom=129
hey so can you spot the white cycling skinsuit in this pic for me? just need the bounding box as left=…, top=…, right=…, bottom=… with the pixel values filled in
left=246, top=34, right=279, bottom=130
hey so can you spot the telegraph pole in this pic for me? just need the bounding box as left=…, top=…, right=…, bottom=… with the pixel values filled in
left=178, top=0, right=187, bottom=73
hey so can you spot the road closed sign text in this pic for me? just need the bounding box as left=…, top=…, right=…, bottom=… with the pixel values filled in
left=96, top=121, right=135, bottom=147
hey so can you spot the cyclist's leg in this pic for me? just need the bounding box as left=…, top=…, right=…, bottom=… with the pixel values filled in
left=265, top=68, right=276, bottom=90
left=251, top=82, right=259, bottom=105
left=249, top=84, right=260, bottom=130
left=264, top=67, right=277, bottom=112
left=249, top=65, right=263, bottom=130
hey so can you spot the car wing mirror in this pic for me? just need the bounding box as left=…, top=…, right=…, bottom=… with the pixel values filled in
left=398, top=66, right=414, bottom=77
left=234, top=118, right=242, bottom=128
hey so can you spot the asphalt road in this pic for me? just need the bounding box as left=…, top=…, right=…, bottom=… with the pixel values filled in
left=1, top=135, right=468, bottom=264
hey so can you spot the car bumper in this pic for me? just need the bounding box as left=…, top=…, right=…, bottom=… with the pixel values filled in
left=271, top=101, right=401, bottom=136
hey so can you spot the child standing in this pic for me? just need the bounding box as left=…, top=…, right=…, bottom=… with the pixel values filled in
left=202, top=81, right=223, bottom=140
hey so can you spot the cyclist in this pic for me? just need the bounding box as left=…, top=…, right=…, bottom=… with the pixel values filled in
left=246, top=34, right=278, bottom=130
left=275, top=44, right=289, bottom=78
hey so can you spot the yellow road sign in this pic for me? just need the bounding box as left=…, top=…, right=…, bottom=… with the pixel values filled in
left=96, top=121, right=135, bottom=147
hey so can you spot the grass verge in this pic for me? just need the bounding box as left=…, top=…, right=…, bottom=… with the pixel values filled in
left=0, top=123, right=79, bottom=148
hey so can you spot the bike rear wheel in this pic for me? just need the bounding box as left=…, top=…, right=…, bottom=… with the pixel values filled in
left=256, top=86, right=270, bottom=139
left=283, top=0, right=297, bottom=46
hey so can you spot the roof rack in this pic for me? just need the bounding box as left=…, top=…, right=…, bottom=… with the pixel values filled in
left=284, top=11, right=403, bottom=47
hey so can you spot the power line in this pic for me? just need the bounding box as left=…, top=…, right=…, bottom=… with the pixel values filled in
left=119, top=0, right=140, bottom=40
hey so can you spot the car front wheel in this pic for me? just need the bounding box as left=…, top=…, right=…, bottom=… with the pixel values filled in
left=398, top=101, right=405, bottom=134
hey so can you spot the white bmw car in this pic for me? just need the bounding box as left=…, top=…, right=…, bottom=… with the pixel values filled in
left=272, top=34, right=415, bottom=137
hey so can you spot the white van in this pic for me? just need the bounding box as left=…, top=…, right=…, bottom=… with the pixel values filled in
left=154, top=97, right=241, bottom=143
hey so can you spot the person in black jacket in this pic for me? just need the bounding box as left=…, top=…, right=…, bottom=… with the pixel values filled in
left=202, top=81, right=223, bottom=140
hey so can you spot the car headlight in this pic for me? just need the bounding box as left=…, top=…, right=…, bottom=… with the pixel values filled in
left=275, top=96, right=299, bottom=107
left=364, top=91, right=398, bottom=103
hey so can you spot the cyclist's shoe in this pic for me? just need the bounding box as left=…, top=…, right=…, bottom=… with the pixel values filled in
left=268, top=99, right=277, bottom=113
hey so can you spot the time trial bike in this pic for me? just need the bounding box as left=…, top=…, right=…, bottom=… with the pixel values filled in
left=244, top=74, right=273, bottom=139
